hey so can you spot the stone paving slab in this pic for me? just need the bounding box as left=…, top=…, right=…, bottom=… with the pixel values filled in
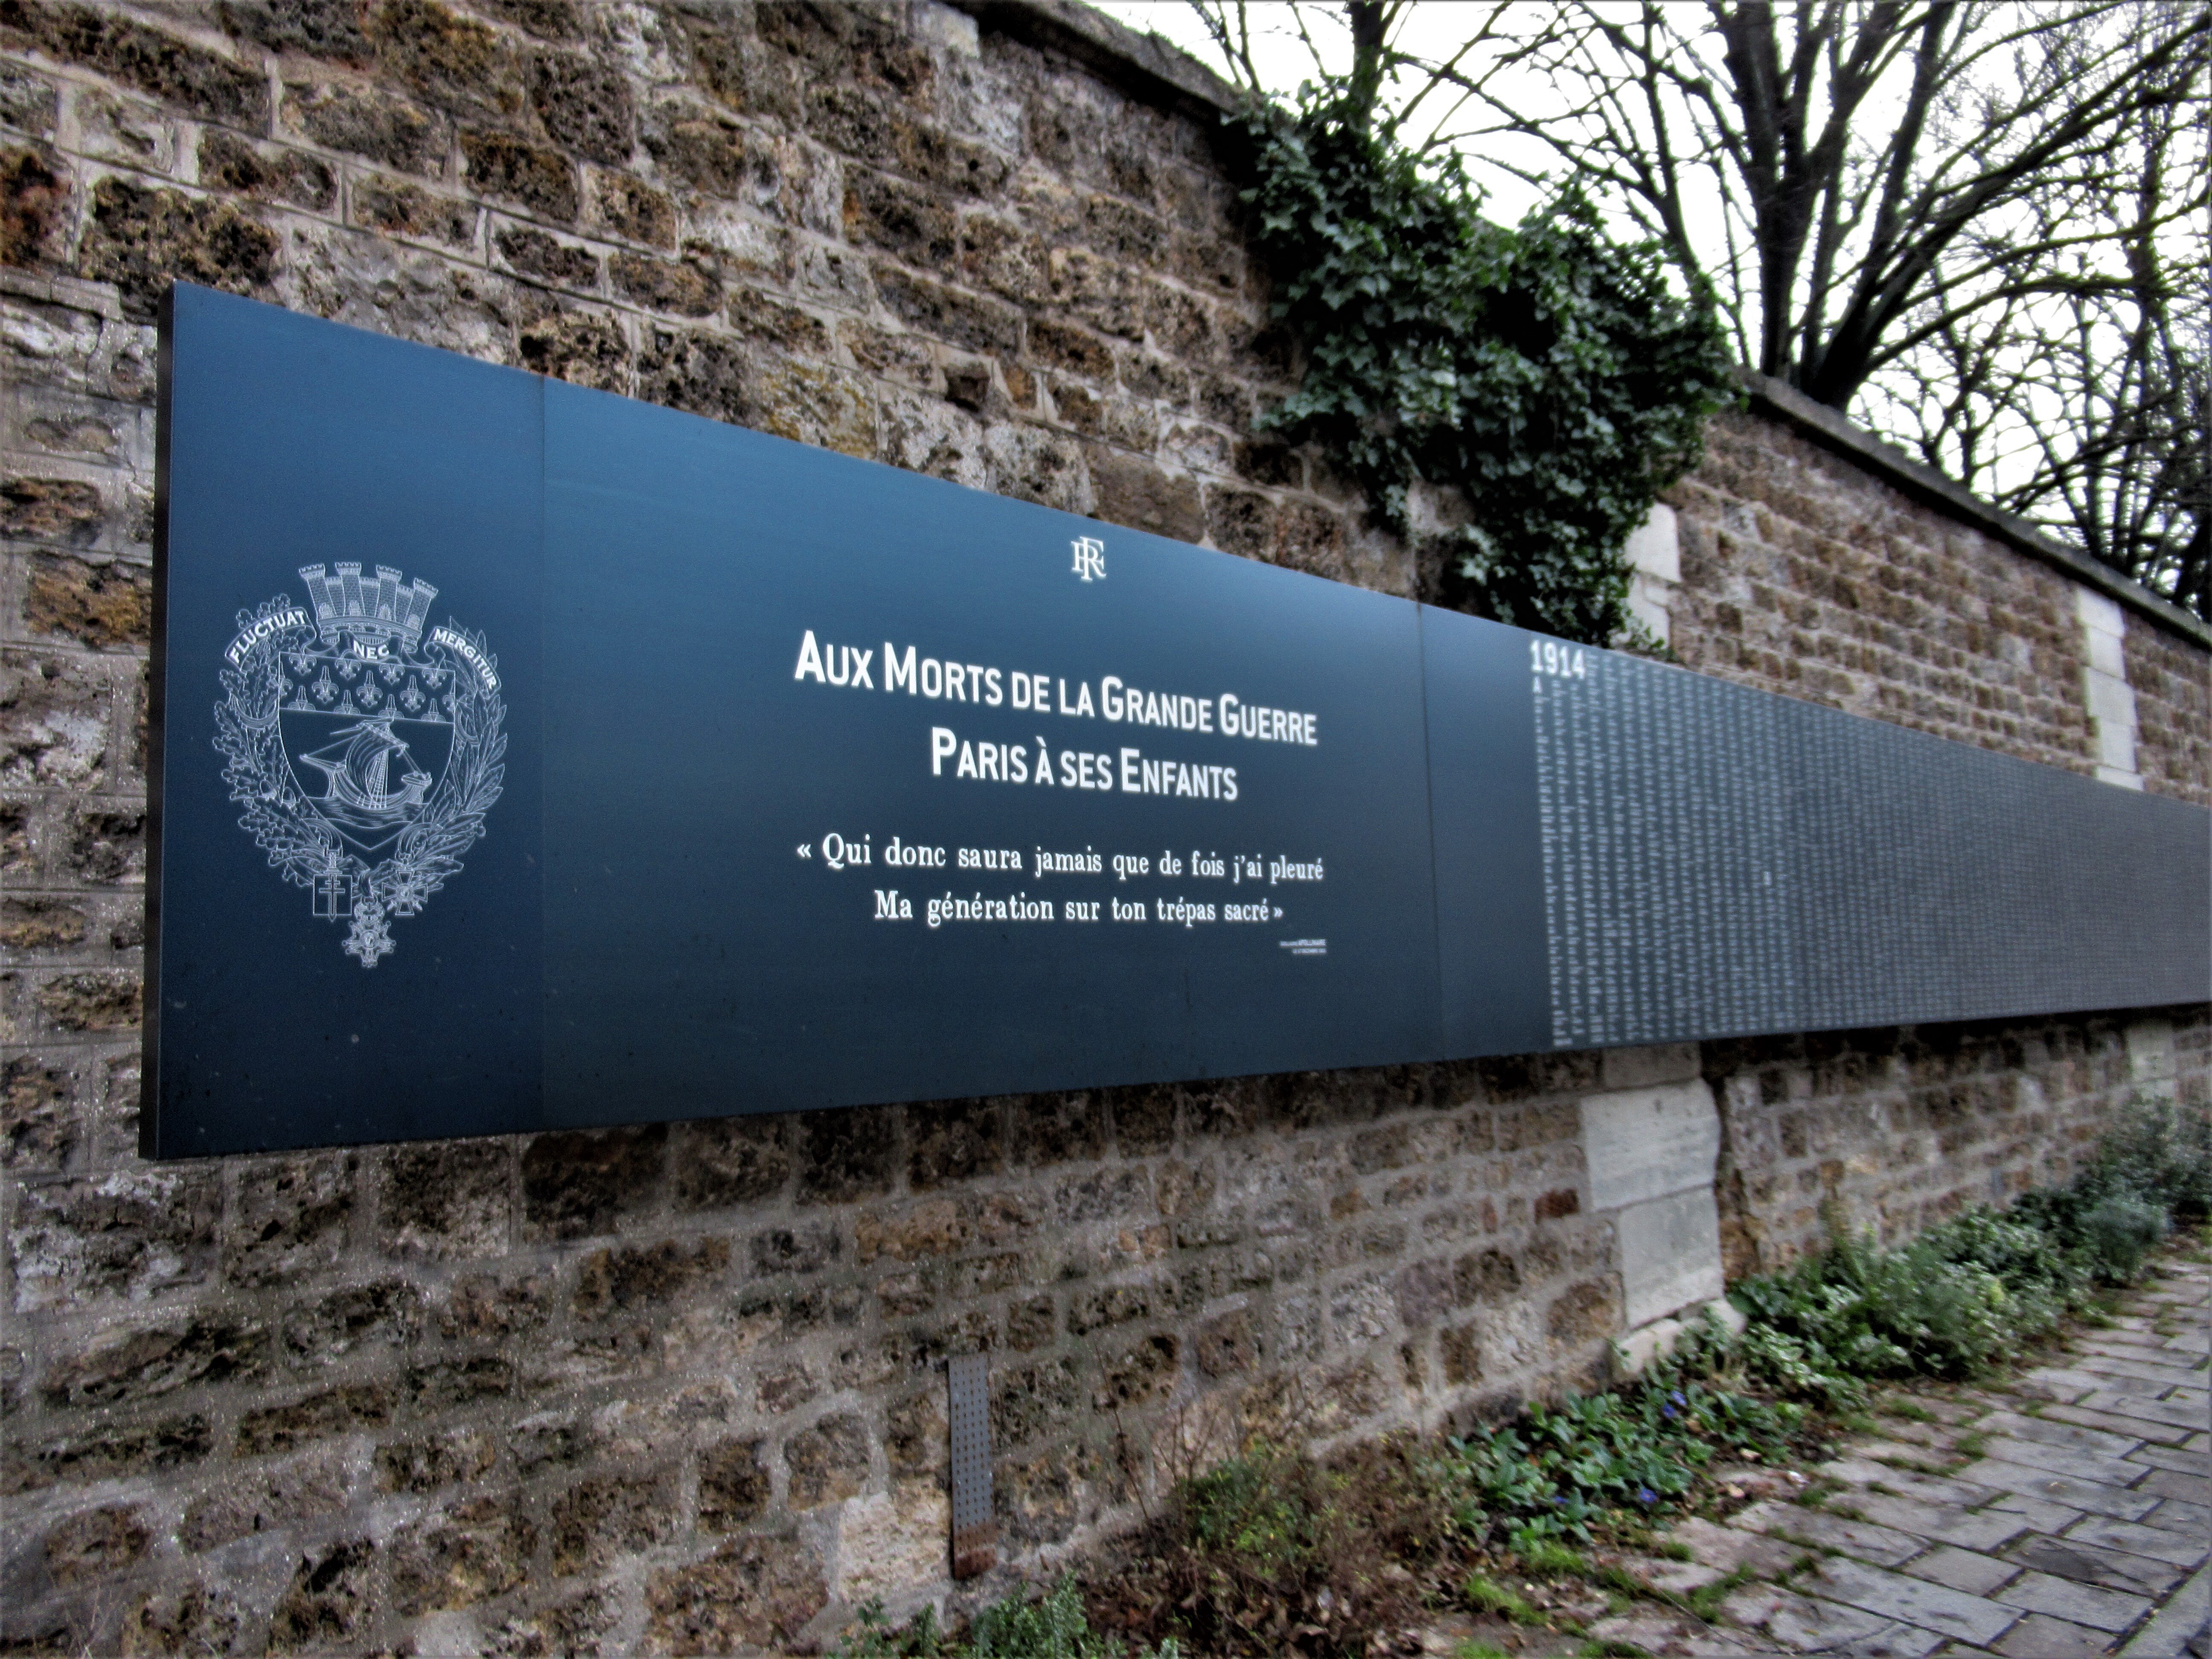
left=1977, top=1488, right=2093, bottom=1533
left=1978, top=1434, right=2156, bottom=1487
left=1800, top=1557, right=2023, bottom=1647
left=1730, top=1501, right=1926, bottom=1566
left=1989, top=1610, right=2121, bottom=1656
left=1966, top=1458, right=2164, bottom=1521
left=2128, top=1444, right=2212, bottom=1479
left=1722, top=1583, right=1944, bottom=1655
left=2064, top=1516, right=2212, bottom=1571
left=1881, top=1417, right=1966, bottom=1450
left=1819, top=1458, right=2004, bottom=1509
left=2115, top=1562, right=2212, bottom=1658
left=1671, top=1515, right=1805, bottom=1578
left=1839, top=1493, right=2029, bottom=1554
left=2023, top=1369, right=2119, bottom=1402
left=2142, top=1496, right=2212, bottom=1536
left=2010, top=1533, right=2188, bottom=1598
left=2074, top=1355, right=2212, bottom=1390
left=2045, top=1401, right=2205, bottom=1447
left=2137, top=1469, right=2212, bottom=1506
left=1906, top=1545, right=2023, bottom=1598
left=1980, top=1409, right=2144, bottom=1458
left=2078, top=1393, right=2212, bottom=1433
left=1909, top=1397, right=1991, bottom=1426
left=1996, top=1569, right=2155, bottom=1633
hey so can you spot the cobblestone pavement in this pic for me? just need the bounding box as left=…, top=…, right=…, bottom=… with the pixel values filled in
left=1575, top=1256, right=2212, bottom=1657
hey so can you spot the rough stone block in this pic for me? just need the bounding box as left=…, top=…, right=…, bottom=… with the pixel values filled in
left=699, top=1435, right=771, bottom=1531
left=10, top=1168, right=220, bottom=1312
left=182, top=1447, right=349, bottom=1549
left=643, top=1533, right=827, bottom=1655
left=76, top=177, right=279, bottom=318
left=40, top=1313, right=269, bottom=1409
left=281, top=80, right=447, bottom=174
left=373, top=1426, right=495, bottom=1495
left=381, top=1140, right=512, bottom=1258
left=550, top=1469, right=676, bottom=1573
left=521, top=1123, right=664, bottom=1239
left=837, top=1479, right=952, bottom=1601
left=118, top=1586, right=242, bottom=1656
left=236, top=1382, right=393, bottom=1455
left=226, top=1153, right=356, bottom=1286
left=786, top=1411, right=869, bottom=1507
left=266, top=1537, right=375, bottom=1653
left=388, top=1494, right=536, bottom=1615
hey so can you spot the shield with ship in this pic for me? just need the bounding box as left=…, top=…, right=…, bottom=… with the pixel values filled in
left=275, top=581, right=458, bottom=858
left=217, top=561, right=504, bottom=967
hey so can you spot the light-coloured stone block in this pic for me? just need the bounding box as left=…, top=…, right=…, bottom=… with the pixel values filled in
left=1618, top=1187, right=1727, bottom=1327
left=2085, top=624, right=2128, bottom=678
left=1614, top=1297, right=1743, bottom=1374
left=2075, top=585, right=2142, bottom=787
left=1621, top=505, right=1680, bottom=646
left=1582, top=1080, right=1719, bottom=1209
left=2076, top=586, right=2126, bottom=637
left=1624, top=503, right=1680, bottom=584
left=2086, top=669, right=2138, bottom=735
left=2125, top=1020, right=2177, bottom=1086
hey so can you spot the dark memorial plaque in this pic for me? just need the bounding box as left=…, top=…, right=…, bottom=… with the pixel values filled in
left=146, top=287, right=2212, bottom=1156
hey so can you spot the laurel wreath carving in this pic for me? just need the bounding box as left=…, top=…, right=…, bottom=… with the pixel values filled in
left=213, top=594, right=506, bottom=968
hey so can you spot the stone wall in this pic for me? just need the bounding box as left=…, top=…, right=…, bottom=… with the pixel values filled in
left=1705, top=1006, right=2212, bottom=1282
left=2125, top=618, right=2212, bottom=805
left=1, top=1, right=2207, bottom=1653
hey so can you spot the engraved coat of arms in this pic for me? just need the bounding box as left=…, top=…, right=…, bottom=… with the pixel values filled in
left=213, top=564, right=505, bottom=967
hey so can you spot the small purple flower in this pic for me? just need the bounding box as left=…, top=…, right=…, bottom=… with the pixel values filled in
left=1671, top=1391, right=1687, bottom=1406
left=1663, top=1403, right=1679, bottom=1419
left=1637, top=1487, right=1658, bottom=1505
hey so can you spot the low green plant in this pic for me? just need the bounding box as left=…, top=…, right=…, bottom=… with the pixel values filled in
left=1462, top=1573, right=1541, bottom=1624
left=827, top=1582, right=1179, bottom=1659
left=1520, top=1540, right=1587, bottom=1577
left=1708, top=1096, right=2208, bottom=1399
left=1438, top=1376, right=1803, bottom=1550
left=1685, top=1565, right=1752, bottom=1622
left=1237, top=87, right=1736, bottom=646
left=828, top=1600, right=945, bottom=1659
left=970, top=1578, right=1180, bottom=1659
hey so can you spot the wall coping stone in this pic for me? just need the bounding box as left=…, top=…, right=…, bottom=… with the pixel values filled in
left=960, top=1, right=2209, bottom=655
left=945, top=0, right=1245, bottom=118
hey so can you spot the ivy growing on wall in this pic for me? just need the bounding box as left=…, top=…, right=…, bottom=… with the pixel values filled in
left=1238, top=93, right=1738, bottom=647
